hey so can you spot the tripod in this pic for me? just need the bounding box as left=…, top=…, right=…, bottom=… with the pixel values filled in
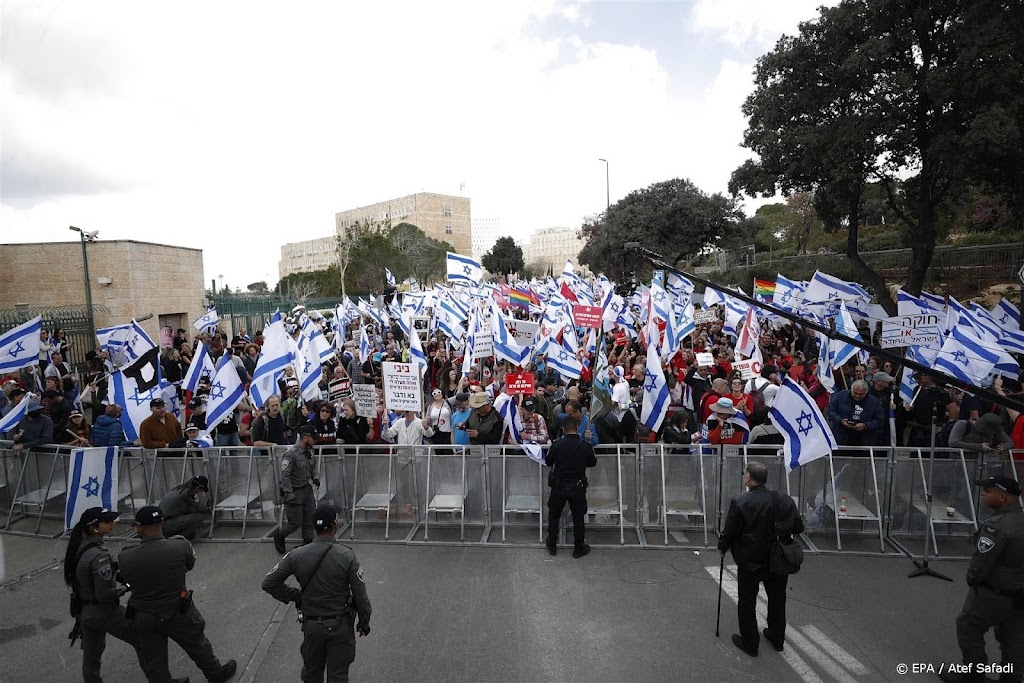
left=908, top=400, right=952, bottom=581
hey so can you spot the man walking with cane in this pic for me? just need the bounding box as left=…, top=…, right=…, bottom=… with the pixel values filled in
left=718, top=461, right=803, bottom=656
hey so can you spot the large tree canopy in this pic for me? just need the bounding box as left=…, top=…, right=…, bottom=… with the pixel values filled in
left=578, top=177, right=741, bottom=278
left=730, top=0, right=1024, bottom=314
left=482, top=236, right=524, bottom=276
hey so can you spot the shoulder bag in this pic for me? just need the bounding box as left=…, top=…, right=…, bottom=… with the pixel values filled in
left=768, top=490, right=804, bottom=575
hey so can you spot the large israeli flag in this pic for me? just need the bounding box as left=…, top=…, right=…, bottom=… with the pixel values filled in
left=769, top=376, right=838, bottom=471
left=109, top=347, right=162, bottom=442
left=0, top=316, right=42, bottom=374
left=205, top=356, right=246, bottom=427
left=106, top=320, right=156, bottom=369
left=446, top=252, right=483, bottom=284
left=250, top=317, right=293, bottom=408
left=181, top=342, right=216, bottom=394
left=65, top=447, right=119, bottom=529
left=933, top=321, right=999, bottom=386
left=640, top=332, right=669, bottom=433
left=296, top=336, right=323, bottom=402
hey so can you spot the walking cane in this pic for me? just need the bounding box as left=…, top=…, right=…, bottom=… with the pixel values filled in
left=715, top=553, right=724, bottom=637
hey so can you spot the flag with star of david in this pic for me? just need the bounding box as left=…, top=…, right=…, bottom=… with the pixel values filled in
left=109, top=346, right=163, bottom=442
left=205, top=355, right=246, bottom=427
left=640, top=329, right=669, bottom=433
left=769, top=376, right=838, bottom=471
left=0, top=316, right=42, bottom=374
left=446, top=252, right=483, bottom=284
left=192, top=307, right=219, bottom=334
left=65, top=446, right=119, bottom=529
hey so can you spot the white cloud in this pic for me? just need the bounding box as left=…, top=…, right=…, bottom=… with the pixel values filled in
left=689, top=0, right=838, bottom=49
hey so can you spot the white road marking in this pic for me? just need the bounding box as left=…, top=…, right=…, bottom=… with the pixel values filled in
left=801, top=625, right=871, bottom=676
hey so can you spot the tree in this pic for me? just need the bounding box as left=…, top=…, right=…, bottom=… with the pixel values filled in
left=278, top=266, right=341, bottom=299
left=730, top=0, right=1024, bottom=314
left=290, top=280, right=320, bottom=305
left=336, top=220, right=379, bottom=300
left=482, top=236, right=524, bottom=277
left=578, top=178, right=741, bottom=278
left=246, top=281, right=269, bottom=293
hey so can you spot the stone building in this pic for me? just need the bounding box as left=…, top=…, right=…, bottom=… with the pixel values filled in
left=278, top=235, right=340, bottom=280
left=335, top=192, right=471, bottom=255
left=0, top=240, right=206, bottom=352
left=523, top=226, right=588, bottom=274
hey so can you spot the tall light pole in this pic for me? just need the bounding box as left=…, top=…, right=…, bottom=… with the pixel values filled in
left=598, top=158, right=609, bottom=210
left=69, top=226, right=98, bottom=347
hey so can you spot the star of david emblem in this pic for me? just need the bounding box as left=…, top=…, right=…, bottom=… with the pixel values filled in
left=796, top=411, right=814, bottom=436
left=644, top=369, right=659, bottom=393
left=129, top=387, right=155, bottom=406
left=463, top=265, right=472, bottom=276
left=129, top=334, right=139, bottom=347
left=7, top=341, right=25, bottom=358
left=559, top=350, right=570, bottom=362
left=999, top=314, right=1009, bottom=325
left=304, top=359, right=313, bottom=373
left=82, top=476, right=100, bottom=497
left=653, top=291, right=666, bottom=303
left=780, top=292, right=791, bottom=303
left=952, top=350, right=968, bottom=366
left=210, top=380, right=226, bottom=400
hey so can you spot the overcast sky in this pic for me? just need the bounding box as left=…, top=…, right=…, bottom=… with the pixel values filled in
left=1, top=0, right=833, bottom=290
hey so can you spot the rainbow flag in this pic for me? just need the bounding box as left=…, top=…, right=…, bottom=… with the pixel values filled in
left=753, top=278, right=776, bottom=304
left=509, top=288, right=539, bottom=309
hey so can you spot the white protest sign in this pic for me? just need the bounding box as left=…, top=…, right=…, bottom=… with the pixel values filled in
left=351, top=384, right=377, bottom=419
left=694, top=309, right=719, bottom=324
left=473, top=333, right=494, bottom=360
left=382, top=362, right=422, bottom=413
left=695, top=352, right=715, bottom=367
left=504, top=319, right=539, bottom=346
left=880, top=313, right=942, bottom=349
left=412, top=316, right=430, bottom=340
left=732, top=359, right=762, bottom=380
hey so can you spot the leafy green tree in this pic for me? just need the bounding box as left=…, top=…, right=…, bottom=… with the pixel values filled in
left=246, top=281, right=269, bottom=293
left=578, top=177, right=741, bottom=278
left=482, top=236, right=525, bottom=277
left=731, top=0, right=1024, bottom=314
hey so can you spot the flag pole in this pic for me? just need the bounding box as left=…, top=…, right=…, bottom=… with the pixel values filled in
left=715, top=554, right=724, bottom=637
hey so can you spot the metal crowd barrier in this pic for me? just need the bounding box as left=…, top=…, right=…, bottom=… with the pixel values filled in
left=1, top=444, right=1021, bottom=559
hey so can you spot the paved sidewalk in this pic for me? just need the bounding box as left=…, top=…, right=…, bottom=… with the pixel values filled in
left=0, top=534, right=986, bottom=682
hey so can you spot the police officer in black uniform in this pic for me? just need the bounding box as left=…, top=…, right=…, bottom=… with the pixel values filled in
left=544, top=414, right=597, bottom=558
left=118, top=506, right=237, bottom=683
left=262, top=504, right=372, bottom=683
left=63, top=507, right=152, bottom=683
left=942, top=476, right=1024, bottom=683
left=273, top=424, right=321, bottom=553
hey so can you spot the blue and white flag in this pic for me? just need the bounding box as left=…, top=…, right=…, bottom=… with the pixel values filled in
left=205, top=356, right=246, bottom=427
left=489, top=301, right=531, bottom=366
left=0, top=316, right=42, bottom=374
left=773, top=275, right=804, bottom=313
left=897, top=290, right=939, bottom=316
left=814, top=331, right=836, bottom=392
left=769, top=376, right=838, bottom=471
left=192, top=308, right=219, bottom=334
left=182, top=343, right=216, bottom=394
left=408, top=322, right=428, bottom=377
left=493, top=392, right=524, bottom=444
left=106, top=320, right=157, bottom=369
left=65, top=446, right=120, bottom=529
left=385, top=268, right=396, bottom=288
left=250, top=317, right=293, bottom=408
left=665, top=272, right=694, bottom=298
left=640, top=332, right=669, bottom=433
left=547, top=339, right=583, bottom=380
left=301, top=316, right=334, bottom=365
left=830, top=301, right=862, bottom=369
left=991, top=299, right=1024, bottom=354
left=109, top=346, right=162, bottom=442
left=297, top=335, right=323, bottom=402
left=0, top=394, right=32, bottom=434
left=898, top=347, right=922, bottom=408
left=933, top=321, right=1000, bottom=386
left=446, top=252, right=483, bottom=284
left=358, top=325, right=373, bottom=364
left=461, top=306, right=479, bottom=379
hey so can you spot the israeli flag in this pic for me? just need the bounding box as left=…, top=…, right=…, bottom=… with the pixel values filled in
left=650, top=278, right=672, bottom=322
left=489, top=301, right=531, bottom=366
left=109, top=347, right=162, bottom=442
left=301, top=316, right=334, bottom=364
left=205, top=356, right=246, bottom=427
left=769, top=376, right=838, bottom=471
left=932, top=321, right=1000, bottom=386
left=182, top=343, right=216, bottom=394
left=897, top=290, right=939, bottom=316
left=106, top=320, right=156, bottom=369
left=666, top=272, right=694, bottom=298
left=297, top=336, right=323, bottom=403
left=493, top=392, right=524, bottom=444
left=192, top=308, right=219, bottom=334
left=461, top=307, right=479, bottom=379
left=640, top=331, right=670, bottom=433
left=814, top=331, right=836, bottom=392
left=408, top=322, right=428, bottom=377
left=65, top=447, right=119, bottom=529
left=991, top=299, right=1024, bottom=354
left=446, top=252, right=483, bottom=284
left=830, top=301, right=862, bottom=369
left=547, top=339, right=583, bottom=381
left=359, top=325, right=374, bottom=364
left=0, top=316, right=42, bottom=374
left=0, top=394, right=32, bottom=434
left=385, top=268, right=396, bottom=288
left=773, top=275, right=804, bottom=313
left=250, top=317, right=293, bottom=408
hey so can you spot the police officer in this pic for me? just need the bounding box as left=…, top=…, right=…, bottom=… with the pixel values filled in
left=544, top=414, right=597, bottom=558
left=62, top=507, right=151, bottom=683
left=118, top=506, right=237, bottom=683
left=273, top=424, right=321, bottom=553
left=942, top=476, right=1024, bottom=683
left=262, top=504, right=372, bottom=683
left=158, top=476, right=211, bottom=540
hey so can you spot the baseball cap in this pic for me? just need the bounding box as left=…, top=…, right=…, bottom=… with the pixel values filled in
left=69, top=409, right=84, bottom=418
left=192, top=475, right=209, bottom=491
left=150, top=398, right=166, bottom=408
left=521, top=397, right=538, bottom=411
left=79, top=507, right=119, bottom=527
left=976, top=477, right=1022, bottom=497
left=185, top=420, right=201, bottom=432
left=313, top=504, right=339, bottom=532
left=873, top=372, right=895, bottom=383
left=297, top=424, right=317, bottom=437
left=134, top=505, right=164, bottom=526
left=188, top=397, right=203, bottom=408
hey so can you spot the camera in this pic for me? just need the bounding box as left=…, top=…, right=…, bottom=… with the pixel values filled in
left=456, top=423, right=468, bottom=431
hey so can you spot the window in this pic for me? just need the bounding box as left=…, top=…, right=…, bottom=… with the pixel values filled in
left=445, top=223, right=453, bottom=235
left=446, top=239, right=455, bottom=246
left=443, top=203, right=452, bottom=217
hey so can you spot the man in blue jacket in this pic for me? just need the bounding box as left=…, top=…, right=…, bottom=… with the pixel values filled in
left=827, top=380, right=882, bottom=448
left=91, top=403, right=137, bottom=448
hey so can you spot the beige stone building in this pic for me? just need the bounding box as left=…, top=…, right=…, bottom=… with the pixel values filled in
left=335, top=192, right=471, bottom=255
left=524, top=226, right=588, bottom=274
left=0, top=240, right=206, bottom=349
left=278, top=235, right=340, bottom=280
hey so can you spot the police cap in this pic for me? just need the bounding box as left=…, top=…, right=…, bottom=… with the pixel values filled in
left=976, top=476, right=1021, bottom=497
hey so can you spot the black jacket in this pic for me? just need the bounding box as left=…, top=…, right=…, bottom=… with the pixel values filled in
left=544, top=434, right=597, bottom=484
left=718, top=486, right=804, bottom=573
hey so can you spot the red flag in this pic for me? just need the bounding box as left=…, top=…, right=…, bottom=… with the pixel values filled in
left=560, top=281, right=579, bottom=304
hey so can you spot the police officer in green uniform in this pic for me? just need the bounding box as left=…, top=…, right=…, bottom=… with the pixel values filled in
left=942, top=477, right=1024, bottom=683
left=63, top=507, right=152, bottom=683
left=262, top=504, right=372, bottom=683
left=273, top=424, right=321, bottom=554
left=118, top=506, right=237, bottom=683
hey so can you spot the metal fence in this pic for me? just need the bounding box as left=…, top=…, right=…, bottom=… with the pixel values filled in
left=0, top=304, right=107, bottom=374
left=3, top=444, right=1020, bottom=560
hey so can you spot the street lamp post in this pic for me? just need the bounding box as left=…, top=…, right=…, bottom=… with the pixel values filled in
left=69, top=226, right=98, bottom=348
left=598, top=158, right=610, bottom=210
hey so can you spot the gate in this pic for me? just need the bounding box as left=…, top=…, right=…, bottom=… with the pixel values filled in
left=0, top=304, right=107, bottom=374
